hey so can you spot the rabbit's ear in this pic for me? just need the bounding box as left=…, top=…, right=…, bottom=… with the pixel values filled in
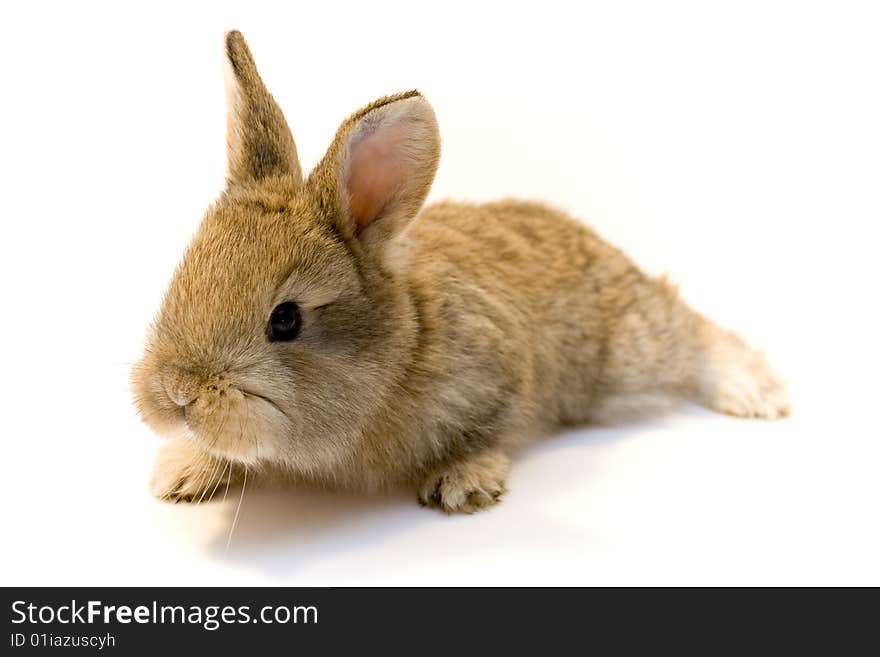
left=310, top=92, right=440, bottom=245
left=223, top=31, right=302, bottom=187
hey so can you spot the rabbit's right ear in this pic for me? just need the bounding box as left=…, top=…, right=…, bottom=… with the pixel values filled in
left=223, top=31, right=302, bottom=188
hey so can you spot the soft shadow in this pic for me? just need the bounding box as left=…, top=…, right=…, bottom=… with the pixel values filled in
left=205, top=483, right=428, bottom=565
left=195, top=402, right=716, bottom=578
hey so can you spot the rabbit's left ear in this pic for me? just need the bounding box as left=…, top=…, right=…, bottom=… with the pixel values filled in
left=223, top=31, right=302, bottom=187
left=309, top=91, right=440, bottom=246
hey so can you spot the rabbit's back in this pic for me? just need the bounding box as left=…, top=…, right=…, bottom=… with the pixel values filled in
left=403, top=200, right=642, bottom=430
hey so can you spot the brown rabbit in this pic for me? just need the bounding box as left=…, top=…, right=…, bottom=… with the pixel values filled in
left=132, top=31, right=789, bottom=513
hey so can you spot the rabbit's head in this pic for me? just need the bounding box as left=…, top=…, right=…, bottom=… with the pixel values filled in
left=132, top=32, right=440, bottom=473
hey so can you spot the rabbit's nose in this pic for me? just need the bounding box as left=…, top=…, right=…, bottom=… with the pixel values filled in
left=168, top=388, right=197, bottom=407
left=162, top=369, right=200, bottom=407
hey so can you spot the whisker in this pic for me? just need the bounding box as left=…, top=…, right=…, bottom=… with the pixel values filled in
left=193, top=393, right=234, bottom=503
left=196, top=455, right=221, bottom=505
left=224, top=464, right=248, bottom=556
left=199, top=458, right=227, bottom=505
left=190, top=453, right=215, bottom=503
left=222, top=462, right=233, bottom=502
left=235, top=393, right=248, bottom=457
left=205, top=392, right=233, bottom=456
left=199, top=461, right=229, bottom=504
left=242, top=396, right=251, bottom=456
left=245, top=398, right=260, bottom=463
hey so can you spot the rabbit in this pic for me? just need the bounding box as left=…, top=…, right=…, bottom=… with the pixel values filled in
left=131, top=31, right=789, bottom=514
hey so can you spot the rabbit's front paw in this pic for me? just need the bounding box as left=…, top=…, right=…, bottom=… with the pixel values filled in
left=701, top=334, right=790, bottom=420
left=418, top=450, right=509, bottom=514
left=150, top=440, right=234, bottom=503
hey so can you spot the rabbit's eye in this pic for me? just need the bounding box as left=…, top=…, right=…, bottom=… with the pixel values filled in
left=267, top=301, right=302, bottom=342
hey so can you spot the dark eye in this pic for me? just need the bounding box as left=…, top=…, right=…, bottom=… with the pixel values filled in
left=267, top=301, right=302, bottom=342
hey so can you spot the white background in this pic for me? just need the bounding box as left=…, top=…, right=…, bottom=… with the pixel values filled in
left=1, top=1, right=878, bottom=586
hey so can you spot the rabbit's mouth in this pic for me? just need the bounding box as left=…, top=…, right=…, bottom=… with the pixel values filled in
left=132, top=360, right=293, bottom=467
left=179, top=384, right=291, bottom=466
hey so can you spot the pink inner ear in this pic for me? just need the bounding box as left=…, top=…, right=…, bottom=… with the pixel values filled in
left=345, top=121, right=410, bottom=233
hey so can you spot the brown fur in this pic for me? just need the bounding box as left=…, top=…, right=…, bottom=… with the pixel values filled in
left=132, top=32, right=789, bottom=513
